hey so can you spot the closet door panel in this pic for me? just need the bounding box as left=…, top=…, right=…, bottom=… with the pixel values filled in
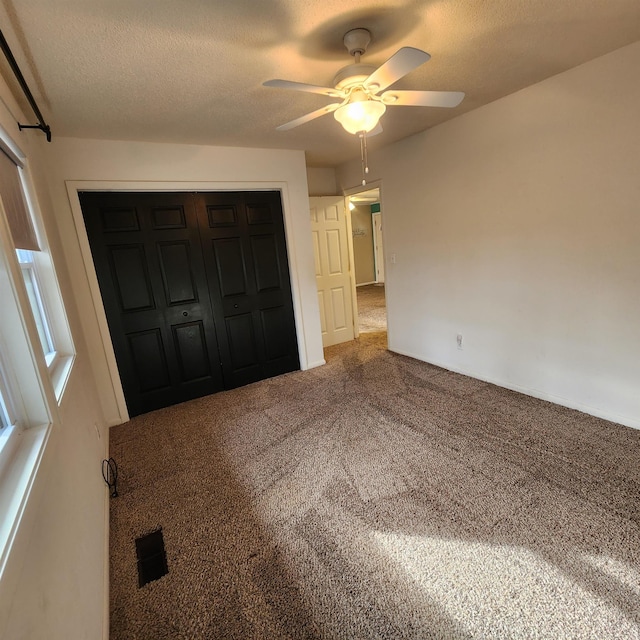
left=80, top=192, right=224, bottom=416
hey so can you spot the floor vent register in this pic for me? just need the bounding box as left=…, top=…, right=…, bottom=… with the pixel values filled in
left=135, top=528, right=169, bottom=587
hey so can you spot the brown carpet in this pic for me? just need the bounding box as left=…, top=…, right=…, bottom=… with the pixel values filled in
left=356, top=283, right=386, bottom=334
left=109, top=332, right=640, bottom=639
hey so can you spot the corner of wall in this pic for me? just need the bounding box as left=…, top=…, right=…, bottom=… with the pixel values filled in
left=306, top=167, right=337, bottom=196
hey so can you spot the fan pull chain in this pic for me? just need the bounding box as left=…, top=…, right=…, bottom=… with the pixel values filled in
left=359, top=131, right=370, bottom=186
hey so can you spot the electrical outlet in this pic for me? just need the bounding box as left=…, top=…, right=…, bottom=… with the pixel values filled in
left=456, top=334, right=463, bottom=350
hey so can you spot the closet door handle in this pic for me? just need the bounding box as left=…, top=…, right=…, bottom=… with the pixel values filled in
left=233, top=304, right=239, bottom=309
left=182, top=311, right=189, bottom=317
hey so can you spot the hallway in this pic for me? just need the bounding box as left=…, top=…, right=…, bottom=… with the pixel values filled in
left=356, top=284, right=386, bottom=334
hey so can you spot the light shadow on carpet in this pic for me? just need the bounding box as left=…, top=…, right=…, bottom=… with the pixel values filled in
left=109, top=333, right=640, bottom=639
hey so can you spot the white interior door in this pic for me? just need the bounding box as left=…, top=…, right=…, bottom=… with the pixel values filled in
left=310, top=196, right=355, bottom=347
left=372, top=212, right=385, bottom=284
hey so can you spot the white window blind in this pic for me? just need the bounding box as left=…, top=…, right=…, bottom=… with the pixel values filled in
left=0, top=148, right=39, bottom=251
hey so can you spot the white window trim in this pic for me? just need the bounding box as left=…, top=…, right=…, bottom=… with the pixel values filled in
left=0, top=102, right=82, bottom=629
left=17, top=250, right=56, bottom=359
left=0, top=354, right=19, bottom=470
left=16, top=162, right=75, bottom=402
left=0, top=423, right=20, bottom=472
left=0, top=197, right=55, bottom=580
left=0, top=368, right=12, bottom=430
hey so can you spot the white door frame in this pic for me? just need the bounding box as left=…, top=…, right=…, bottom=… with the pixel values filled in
left=344, top=181, right=383, bottom=338
left=67, top=180, right=310, bottom=425
left=372, top=211, right=384, bottom=284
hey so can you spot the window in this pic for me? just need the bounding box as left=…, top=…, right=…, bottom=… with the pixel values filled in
left=0, top=206, right=29, bottom=479
left=0, top=389, right=10, bottom=431
left=0, top=356, right=20, bottom=475
left=16, top=249, right=56, bottom=367
left=0, top=147, right=74, bottom=401
left=0, top=219, right=52, bottom=575
left=0, top=146, right=59, bottom=574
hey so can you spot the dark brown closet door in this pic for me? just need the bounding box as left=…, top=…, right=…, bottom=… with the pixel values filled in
left=80, top=190, right=300, bottom=417
left=80, top=192, right=224, bottom=416
left=195, top=191, right=300, bottom=388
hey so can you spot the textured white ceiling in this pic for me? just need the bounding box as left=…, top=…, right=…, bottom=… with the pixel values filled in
left=1, top=0, right=639, bottom=166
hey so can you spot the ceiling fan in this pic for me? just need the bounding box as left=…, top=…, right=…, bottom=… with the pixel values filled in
left=263, top=28, right=464, bottom=135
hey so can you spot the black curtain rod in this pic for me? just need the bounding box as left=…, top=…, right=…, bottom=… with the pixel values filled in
left=0, top=28, right=51, bottom=142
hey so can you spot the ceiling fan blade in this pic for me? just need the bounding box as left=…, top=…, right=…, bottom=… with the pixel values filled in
left=381, top=90, right=465, bottom=108
left=263, top=79, right=344, bottom=98
left=364, top=47, right=431, bottom=94
left=275, top=103, right=340, bottom=131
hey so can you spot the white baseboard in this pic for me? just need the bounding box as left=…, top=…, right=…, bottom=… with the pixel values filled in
left=102, top=441, right=110, bottom=640
left=102, top=494, right=109, bottom=639
left=388, top=345, right=640, bottom=431
left=356, top=281, right=376, bottom=287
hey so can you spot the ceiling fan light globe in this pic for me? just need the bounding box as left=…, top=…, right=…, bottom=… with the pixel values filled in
left=334, top=100, right=386, bottom=134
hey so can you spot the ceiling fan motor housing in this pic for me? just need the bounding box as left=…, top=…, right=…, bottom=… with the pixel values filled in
left=333, top=63, right=377, bottom=90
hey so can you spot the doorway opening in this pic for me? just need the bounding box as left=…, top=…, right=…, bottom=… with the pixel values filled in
left=347, top=188, right=387, bottom=336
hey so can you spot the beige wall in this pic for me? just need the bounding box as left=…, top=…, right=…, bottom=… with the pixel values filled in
left=306, top=167, right=337, bottom=196
left=337, top=41, right=640, bottom=429
left=351, top=205, right=375, bottom=285
left=3, top=33, right=638, bottom=640
left=42, top=137, right=324, bottom=425
left=1, top=130, right=325, bottom=638
left=0, top=77, right=108, bottom=638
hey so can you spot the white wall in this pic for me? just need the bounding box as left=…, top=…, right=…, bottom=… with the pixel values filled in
left=337, top=41, right=640, bottom=429
left=1, top=133, right=324, bottom=637
left=41, top=137, right=324, bottom=425
left=0, top=78, right=108, bottom=637
left=1, top=362, right=108, bottom=640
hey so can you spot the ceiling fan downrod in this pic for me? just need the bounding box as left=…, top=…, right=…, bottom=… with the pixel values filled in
left=343, top=28, right=371, bottom=62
